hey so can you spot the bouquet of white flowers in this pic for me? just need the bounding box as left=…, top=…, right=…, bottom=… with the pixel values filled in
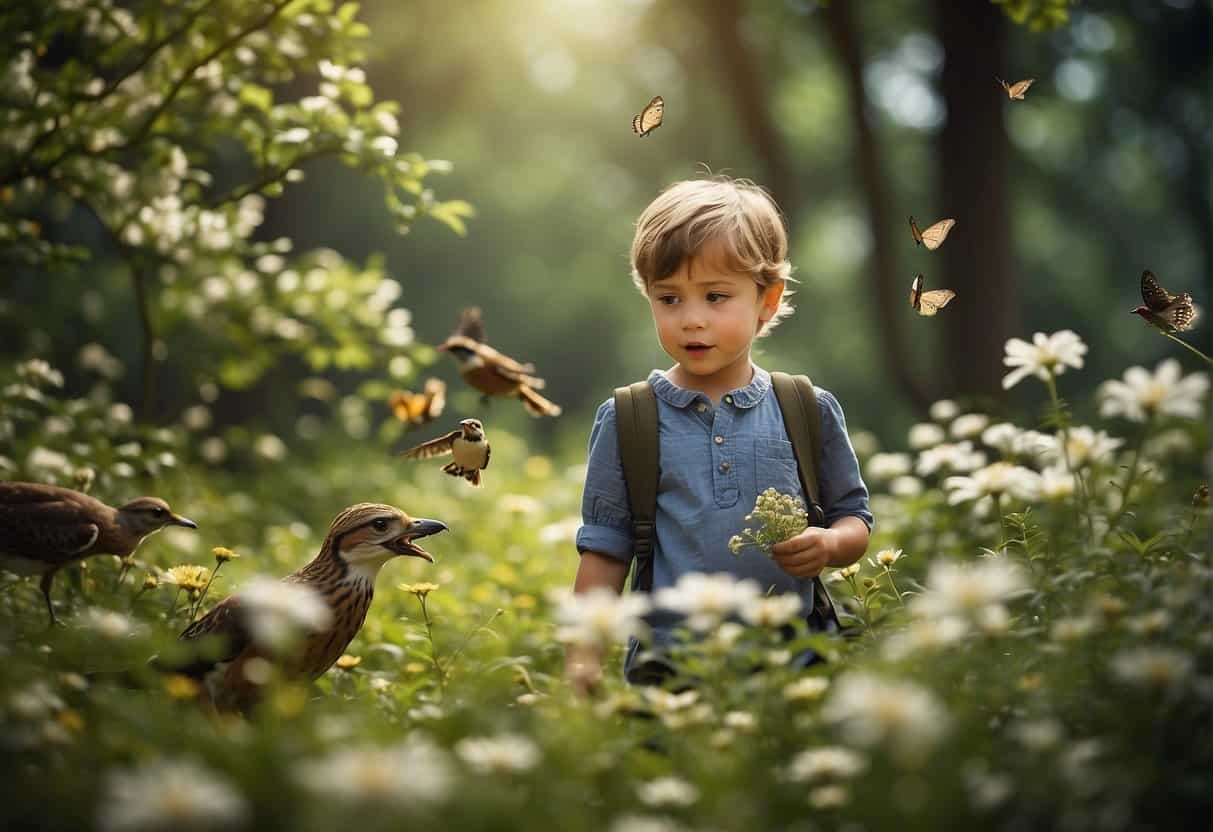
left=728, top=487, right=809, bottom=556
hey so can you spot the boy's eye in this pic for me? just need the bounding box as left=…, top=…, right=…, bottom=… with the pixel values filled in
left=657, top=295, right=679, bottom=305
left=706, top=292, right=730, bottom=302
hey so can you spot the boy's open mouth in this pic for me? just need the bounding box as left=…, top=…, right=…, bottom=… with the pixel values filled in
left=684, top=343, right=713, bottom=355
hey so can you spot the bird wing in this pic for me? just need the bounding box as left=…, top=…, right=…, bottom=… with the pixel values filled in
left=402, top=430, right=461, bottom=460
left=446, top=335, right=542, bottom=382
left=172, top=595, right=252, bottom=678
left=0, top=498, right=101, bottom=563
left=483, top=444, right=490, bottom=470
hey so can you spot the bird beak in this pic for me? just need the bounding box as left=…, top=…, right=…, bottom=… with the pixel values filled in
left=436, top=341, right=450, bottom=352
left=390, top=518, right=448, bottom=562
left=169, top=513, right=198, bottom=529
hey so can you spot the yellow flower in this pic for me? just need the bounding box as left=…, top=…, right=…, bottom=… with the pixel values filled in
left=57, top=709, right=85, bottom=732
left=404, top=661, right=427, bottom=674
left=161, top=565, right=212, bottom=592
left=142, top=573, right=159, bottom=591
left=525, top=455, right=552, bottom=479
left=212, top=546, right=241, bottom=563
left=164, top=674, right=201, bottom=700
left=336, top=654, right=362, bottom=671
left=399, top=582, right=440, bottom=599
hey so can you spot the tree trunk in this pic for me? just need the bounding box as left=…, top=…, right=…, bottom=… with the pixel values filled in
left=820, top=1, right=933, bottom=411
left=934, top=0, right=1020, bottom=397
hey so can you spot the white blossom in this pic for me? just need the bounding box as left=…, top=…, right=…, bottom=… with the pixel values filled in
left=908, top=421, right=946, bottom=450
left=1098, top=359, right=1208, bottom=423
left=455, top=733, right=541, bottom=774
left=916, top=441, right=987, bottom=477
left=866, top=452, right=912, bottom=482
left=1111, top=648, right=1193, bottom=689
left=929, top=399, right=959, bottom=422
left=654, top=572, right=762, bottom=632
left=552, top=587, right=650, bottom=649
left=97, top=758, right=249, bottom=832
left=783, top=746, right=867, bottom=781
left=945, top=462, right=1042, bottom=513
left=911, top=559, right=1027, bottom=624
left=239, top=578, right=332, bottom=651
left=950, top=413, right=990, bottom=440
left=738, top=594, right=802, bottom=628
left=822, top=673, right=951, bottom=761
left=1042, top=426, right=1123, bottom=468
left=637, top=777, right=699, bottom=808
left=1002, top=330, right=1088, bottom=389
left=294, top=737, right=454, bottom=806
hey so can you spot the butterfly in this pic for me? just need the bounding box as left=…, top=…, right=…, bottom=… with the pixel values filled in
left=909, top=274, right=957, bottom=317
left=1131, top=270, right=1199, bottom=333
left=632, top=95, right=664, bottom=137
left=909, top=216, right=956, bottom=251
left=996, top=77, right=1035, bottom=100
left=389, top=378, right=446, bottom=427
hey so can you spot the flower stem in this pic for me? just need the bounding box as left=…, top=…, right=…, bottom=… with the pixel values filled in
left=884, top=568, right=904, bottom=605
left=1045, top=371, right=1096, bottom=545
left=1111, top=412, right=1154, bottom=529
left=1158, top=329, right=1213, bottom=366
left=417, top=595, right=446, bottom=697
left=190, top=563, right=223, bottom=622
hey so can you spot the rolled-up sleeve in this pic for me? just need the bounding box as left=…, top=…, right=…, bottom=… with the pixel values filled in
left=816, top=389, right=874, bottom=530
left=575, top=400, right=634, bottom=562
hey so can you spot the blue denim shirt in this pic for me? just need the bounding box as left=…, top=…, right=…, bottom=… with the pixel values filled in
left=576, top=367, right=873, bottom=673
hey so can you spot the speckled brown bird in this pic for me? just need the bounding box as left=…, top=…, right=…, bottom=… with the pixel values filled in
left=437, top=308, right=562, bottom=417
left=173, top=503, right=446, bottom=711
left=0, top=481, right=197, bottom=624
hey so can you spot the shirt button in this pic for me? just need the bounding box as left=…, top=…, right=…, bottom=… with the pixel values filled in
left=714, top=435, right=724, bottom=445
left=719, top=462, right=730, bottom=472
left=724, top=395, right=733, bottom=404
left=696, top=402, right=707, bottom=413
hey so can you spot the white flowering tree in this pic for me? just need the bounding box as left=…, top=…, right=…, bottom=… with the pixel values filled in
left=0, top=0, right=472, bottom=414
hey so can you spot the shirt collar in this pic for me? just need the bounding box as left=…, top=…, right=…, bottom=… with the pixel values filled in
left=647, top=366, right=771, bottom=410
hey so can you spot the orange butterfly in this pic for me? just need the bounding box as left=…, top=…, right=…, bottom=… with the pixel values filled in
left=996, top=76, right=1034, bottom=100
left=910, top=274, right=956, bottom=317
left=389, top=378, right=446, bottom=427
left=909, top=216, right=956, bottom=251
left=632, top=95, right=664, bottom=137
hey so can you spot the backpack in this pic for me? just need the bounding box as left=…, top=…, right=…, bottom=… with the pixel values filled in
left=613, top=372, right=843, bottom=635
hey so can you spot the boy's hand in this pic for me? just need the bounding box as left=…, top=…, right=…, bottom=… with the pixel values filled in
left=771, top=527, right=837, bottom=579
left=565, top=646, right=604, bottom=698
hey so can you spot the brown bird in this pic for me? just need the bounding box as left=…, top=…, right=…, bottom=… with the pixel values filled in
left=1131, top=270, right=1199, bottom=333
left=173, top=503, right=446, bottom=711
left=437, top=308, right=562, bottom=417
left=0, top=482, right=197, bottom=624
left=402, top=418, right=491, bottom=487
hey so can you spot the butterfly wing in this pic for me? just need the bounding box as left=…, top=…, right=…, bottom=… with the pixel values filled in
left=917, top=289, right=957, bottom=317
left=920, top=219, right=956, bottom=251
left=909, top=217, right=923, bottom=245
left=402, top=430, right=461, bottom=460
left=1009, top=79, right=1035, bottom=99
left=633, top=96, right=664, bottom=136
left=421, top=378, right=446, bottom=422
left=1140, top=270, right=1174, bottom=311
left=909, top=274, right=924, bottom=309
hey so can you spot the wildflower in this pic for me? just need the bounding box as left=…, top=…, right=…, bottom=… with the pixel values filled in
left=908, top=422, right=946, bottom=449
left=294, top=738, right=454, bottom=806
left=944, top=462, right=1042, bottom=513
left=335, top=654, right=361, bottom=670
left=916, top=441, right=987, bottom=477
left=654, top=572, right=762, bottom=632
left=1111, top=648, right=1192, bottom=689
left=97, top=758, right=249, bottom=832
left=1001, top=330, right=1088, bottom=389
left=1098, top=359, right=1208, bottom=423
left=929, top=399, right=959, bottom=422
left=866, top=452, right=912, bottom=482
left=553, top=587, right=650, bottom=648
left=637, top=776, right=700, bottom=808
left=17, top=358, right=64, bottom=388
left=911, top=559, right=1027, bottom=622
left=212, top=547, right=240, bottom=564
left=498, top=494, right=542, bottom=515
left=1125, top=609, right=1170, bottom=636
left=163, top=675, right=201, bottom=700
left=828, top=562, right=861, bottom=583
left=882, top=616, right=969, bottom=660
left=783, top=677, right=830, bottom=701
left=738, top=594, right=802, bottom=628
left=239, top=578, right=332, bottom=651
left=980, top=422, right=1021, bottom=455
left=609, top=815, right=687, bottom=832
left=539, top=516, right=581, bottom=544
left=723, top=711, right=757, bottom=732
left=641, top=688, right=700, bottom=716
left=81, top=609, right=140, bottom=639
left=950, top=413, right=990, bottom=439
left=822, top=673, right=951, bottom=761
left=728, top=488, right=809, bottom=556
left=1038, top=465, right=1076, bottom=502
left=890, top=475, right=924, bottom=497
left=783, top=747, right=867, bottom=781
left=9, top=681, right=64, bottom=720
left=160, top=565, right=211, bottom=592
left=400, top=581, right=440, bottom=599
left=1009, top=718, right=1063, bottom=751
left=869, top=548, right=904, bottom=569
left=455, top=733, right=541, bottom=774
left=1042, top=426, right=1123, bottom=468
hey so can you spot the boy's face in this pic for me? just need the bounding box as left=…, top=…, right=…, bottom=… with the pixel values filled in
left=647, top=240, right=783, bottom=387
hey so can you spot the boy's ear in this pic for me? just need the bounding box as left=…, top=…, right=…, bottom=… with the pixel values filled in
left=758, top=280, right=785, bottom=323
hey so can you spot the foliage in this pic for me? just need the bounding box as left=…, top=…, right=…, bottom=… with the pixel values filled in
left=992, top=0, right=1076, bottom=31
left=0, top=340, right=1208, bottom=831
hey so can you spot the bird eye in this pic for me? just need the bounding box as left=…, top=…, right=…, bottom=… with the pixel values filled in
left=372, top=518, right=389, bottom=532
left=152, top=507, right=165, bottom=517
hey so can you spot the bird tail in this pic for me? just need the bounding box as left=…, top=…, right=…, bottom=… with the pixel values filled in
left=442, top=462, right=482, bottom=487
left=518, top=385, right=562, bottom=417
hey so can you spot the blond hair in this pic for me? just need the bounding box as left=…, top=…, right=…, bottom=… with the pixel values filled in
left=630, top=176, right=795, bottom=335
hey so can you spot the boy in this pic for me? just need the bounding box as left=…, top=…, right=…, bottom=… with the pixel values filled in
left=567, top=177, right=873, bottom=694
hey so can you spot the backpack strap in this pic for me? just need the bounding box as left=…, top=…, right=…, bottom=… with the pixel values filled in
left=770, top=371, right=842, bottom=634
left=614, top=381, right=659, bottom=593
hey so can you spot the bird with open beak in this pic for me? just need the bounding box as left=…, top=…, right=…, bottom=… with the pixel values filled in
left=402, top=418, right=491, bottom=487
left=173, top=503, right=447, bottom=711
left=0, top=482, right=197, bottom=624
left=437, top=307, right=562, bottom=417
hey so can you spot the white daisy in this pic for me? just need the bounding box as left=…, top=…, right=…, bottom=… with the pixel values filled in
left=1098, top=359, right=1208, bottom=423
left=822, top=673, right=951, bottom=760
left=911, top=559, right=1027, bottom=622
left=294, top=737, right=453, bottom=805
left=239, top=578, right=332, bottom=651
left=1042, top=426, right=1123, bottom=468
left=654, top=572, right=762, bottom=632
left=916, top=441, right=987, bottom=477
left=908, top=422, right=947, bottom=450
left=783, top=746, right=867, bottom=781
left=637, top=776, right=699, bottom=808
left=552, top=587, right=650, bottom=649
left=97, top=758, right=249, bottom=832
left=1002, top=330, right=1088, bottom=390
left=738, top=593, right=803, bottom=628
left=455, top=733, right=541, bottom=774
left=866, top=452, right=912, bottom=482
left=944, top=462, right=1042, bottom=513
left=929, top=399, right=959, bottom=422
left=950, top=413, right=990, bottom=440
left=1110, top=648, right=1193, bottom=689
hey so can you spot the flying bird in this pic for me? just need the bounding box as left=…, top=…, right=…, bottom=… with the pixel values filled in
left=632, top=95, right=664, bottom=137
left=996, top=76, right=1035, bottom=100
left=1131, top=270, right=1199, bottom=333
left=909, top=274, right=957, bottom=317
left=389, top=377, right=446, bottom=427
left=437, top=308, right=562, bottom=417
left=0, top=482, right=197, bottom=624
left=173, top=503, right=447, bottom=711
left=909, top=216, right=956, bottom=251
left=402, top=418, right=491, bottom=487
